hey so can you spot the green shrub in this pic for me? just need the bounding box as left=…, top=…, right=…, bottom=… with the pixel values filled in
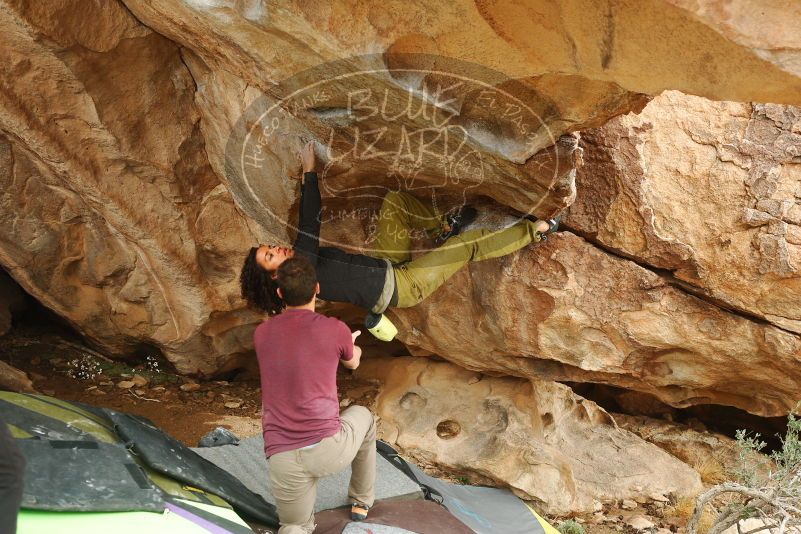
left=556, top=519, right=585, bottom=534
left=687, top=404, right=801, bottom=534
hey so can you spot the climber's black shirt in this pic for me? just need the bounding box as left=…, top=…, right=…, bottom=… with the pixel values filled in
left=293, top=172, right=387, bottom=310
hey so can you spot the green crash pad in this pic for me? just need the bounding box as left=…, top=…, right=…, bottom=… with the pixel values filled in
left=17, top=499, right=255, bottom=534
left=0, top=392, right=279, bottom=529
left=18, top=439, right=163, bottom=512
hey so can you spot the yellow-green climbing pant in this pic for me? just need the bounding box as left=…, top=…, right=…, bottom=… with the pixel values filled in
left=371, top=191, right=542, bottom=308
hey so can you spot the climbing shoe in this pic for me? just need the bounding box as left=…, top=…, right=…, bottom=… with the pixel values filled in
left=435, top=205, right=478, bottom=245
left=351, top=502, right=370, bottom=520
left=525, top=213, right=561, bottom=241
left=541, top=215, right=560, bottom=241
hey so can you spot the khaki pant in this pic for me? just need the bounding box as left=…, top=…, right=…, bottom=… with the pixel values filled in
left=372, top=191, right=542, bottom=308
left=267, top=406, right=376, bottom=534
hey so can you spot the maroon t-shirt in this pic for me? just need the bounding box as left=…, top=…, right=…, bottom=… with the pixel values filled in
left=254, top=309, right=353, bottom=457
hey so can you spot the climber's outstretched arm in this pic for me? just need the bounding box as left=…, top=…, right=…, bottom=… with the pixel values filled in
left=293, top=141, right=321, bottom=261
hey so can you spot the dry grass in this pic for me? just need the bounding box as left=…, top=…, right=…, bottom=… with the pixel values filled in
left=679, top=443, right=739, bottom=485
left=667, top=496, right=715, bottom=534
left=694, top=457, right=728, bottom=485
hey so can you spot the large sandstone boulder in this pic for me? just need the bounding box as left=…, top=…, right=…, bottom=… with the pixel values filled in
left=121, top=0, right=801, bottom=106
left=357, top=356, right=702, bottom=514
left=119, top=0, right=801, bottom=229
left=0, top=1, right=800, bottom=419
left=568, top=91, right=801, bottom=334
left=0, top=1, right=274, bottom=372
left=613, top=413, right=743, bottom=484
left=388, top=231, right=801, bottom=418
left=2, top=0, right=801, bottom=375
left=0, top=0, right=582, bottom=372
left=0, top=361, right=34, bottom=393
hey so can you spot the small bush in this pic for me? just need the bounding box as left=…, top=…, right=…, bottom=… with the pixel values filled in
left=687, top=404, right=801, bottom=534
left=556, top=519, right=585, bottom=534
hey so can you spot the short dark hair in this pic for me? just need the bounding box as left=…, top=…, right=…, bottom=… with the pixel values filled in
left=240, top=247, right=283, bottom=316
left=276, top=256, right=317, bottom=306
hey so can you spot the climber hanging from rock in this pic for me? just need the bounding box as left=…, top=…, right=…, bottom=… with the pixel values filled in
left=240, top=140, right=559, bottom=340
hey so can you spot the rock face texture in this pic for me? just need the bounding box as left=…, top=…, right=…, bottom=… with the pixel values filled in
left=376, top=89, right=801, bottom=422
left=120, top=0, right=801, bottom=105
left=357, top=356, right=702, bottom=513
left=0, top=1, right=271, bottom=372
left=388, top=231, right=801, bottom=417
left=0, top=361, right=34, bottom=393
left=1, top=0, right=800, bottom=376
left=568, top=91, right=801, bottom=334
left=613, top=413, right=742, bottom=484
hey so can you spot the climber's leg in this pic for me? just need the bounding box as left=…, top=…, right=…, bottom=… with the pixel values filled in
left=371, top=192, right=443, bottom=264
left=393, top=219, right=544, bottom=307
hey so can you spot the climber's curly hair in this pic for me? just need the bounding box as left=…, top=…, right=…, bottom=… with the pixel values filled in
left=240, top=247, right=284, bottom=316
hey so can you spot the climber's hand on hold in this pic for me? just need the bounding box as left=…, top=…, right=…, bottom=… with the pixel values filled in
left=300, top=140, right=316, bottom=174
